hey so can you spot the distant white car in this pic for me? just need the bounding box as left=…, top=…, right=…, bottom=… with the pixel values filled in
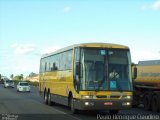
left=17, top=82, right=30, bottom=92
left=4, top=80, right=14, bottom=88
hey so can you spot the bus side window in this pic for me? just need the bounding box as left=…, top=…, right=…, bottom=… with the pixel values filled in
left=53, top=62, right=57, bottom=70
left=45, top=62, right=47, bottom=72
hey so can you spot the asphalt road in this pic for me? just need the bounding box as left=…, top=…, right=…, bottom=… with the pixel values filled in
left=0, top=84, right=160, bottom=120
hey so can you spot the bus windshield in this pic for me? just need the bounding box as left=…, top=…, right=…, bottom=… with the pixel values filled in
left=79, top=48, right=132, bottom=91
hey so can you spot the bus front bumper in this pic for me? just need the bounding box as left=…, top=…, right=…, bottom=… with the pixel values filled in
left=73, top=99, right=132, bottom=110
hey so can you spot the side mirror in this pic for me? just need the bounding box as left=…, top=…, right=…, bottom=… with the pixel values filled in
left=75, top=62, right=81, bottom=93
left=133, top=67, right=137, bottom=79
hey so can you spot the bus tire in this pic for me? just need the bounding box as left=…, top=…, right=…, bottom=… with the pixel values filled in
left=44, top=91, right=48, bottom=105
left=48, top=91, right=52, bottom=106
left=151, top=95, right=158, bottom=112
left=48, top=90, right=55, bottom=106
left=132, top=94, right=139, bottom=108
left=109, top=110, right=119, bottom=115
left=70, top=96, right=78, bottom=114
left=44, top=89, right=46, bottom=99
left=144, top=94, right=151, bottom=111
left=157, top=93, right=160, bottom=112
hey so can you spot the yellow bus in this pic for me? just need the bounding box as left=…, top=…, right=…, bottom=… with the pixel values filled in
left=39, top=43, right=133, bottom=114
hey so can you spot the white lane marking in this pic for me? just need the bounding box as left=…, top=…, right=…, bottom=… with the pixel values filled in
left=31, top=100, right=82, bottom=120
left=22, top=86, right=82, bottom=120
left=49, top=107, right=82, bottom=120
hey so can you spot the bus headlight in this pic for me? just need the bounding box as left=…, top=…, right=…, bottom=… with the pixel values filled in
left=85, top=102, right=89, bottom=105
left=84, top=102, right=94, bottom=106
left=81, top=95, right=96, bottom=99
left=122, top=95, right=132, bottom=99
left=122, top=102, right=131, bottom=106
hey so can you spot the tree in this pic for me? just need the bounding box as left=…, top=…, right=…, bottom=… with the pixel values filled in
left=29, top=72, right=37, bottom=77
left=14, top=75, right=21, bottom=81
left=10, top=74, right=14, bottom=79
left=14, top=74, right=24, bottom=81
left=20, top=74, right=23, bottom=80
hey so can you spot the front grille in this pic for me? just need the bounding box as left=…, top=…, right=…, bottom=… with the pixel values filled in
left=96, top=95, right=107, bottom=98
left=110, top=95, right=120, bottom=99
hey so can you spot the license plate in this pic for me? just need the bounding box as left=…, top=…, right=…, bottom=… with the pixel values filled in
left=104, top=102, right=113, bottom=105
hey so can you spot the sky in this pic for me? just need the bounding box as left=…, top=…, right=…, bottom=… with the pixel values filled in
left=0, top=0, right=160, bottom=78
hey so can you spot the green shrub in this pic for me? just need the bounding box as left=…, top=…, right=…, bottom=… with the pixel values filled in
left=13, top=80, right=39, bottom=86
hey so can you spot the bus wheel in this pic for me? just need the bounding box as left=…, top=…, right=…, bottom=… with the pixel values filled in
left=48, top=91, right=55, bottom=106
left=151, top=95, right=158, bottom=112
left=44, top=91, right=48, bottom=105
left=109, top=110, right=119, bottom=115
left=70, top=97, right=78, bottom=114
left=144, top=94, right=151, bottom=111
left=132, top=95, right=139, bottom=108
left=48, top=91, right=52, bottom=106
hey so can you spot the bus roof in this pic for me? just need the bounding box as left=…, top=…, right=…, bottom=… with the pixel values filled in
left=41, top=43, right=129, bottom=58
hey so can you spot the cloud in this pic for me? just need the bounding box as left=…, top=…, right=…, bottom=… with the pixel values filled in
left=132, top=49, right=160, bottom=64
left=152, top=0, right=160, bottom=9
left=63, top=6, right=72, bottom=13
left=142, top=0, right=160, bottom=10
left=11, top=43, right=35, bottom=55
left=41, top=46, right=62, bottom=54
